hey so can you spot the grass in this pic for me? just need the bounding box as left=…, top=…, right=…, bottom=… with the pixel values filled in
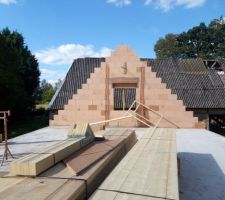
left=36, top=103, right=48, bottom=110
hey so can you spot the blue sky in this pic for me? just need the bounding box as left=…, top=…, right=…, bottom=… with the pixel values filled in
left=0, top=0, right=225, bottom=84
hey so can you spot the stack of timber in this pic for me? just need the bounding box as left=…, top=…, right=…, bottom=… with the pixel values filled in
left=0, top=129, right=137, bottom=200
left=91, top=128, right=179, bottom=200
left=10, top=123, right=95, bottom=176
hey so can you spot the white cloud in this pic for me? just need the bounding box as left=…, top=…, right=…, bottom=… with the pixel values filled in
left=107, top=0, right=131, bottom=7
left=40, top=68, right=66, bottom=85
left=0, top=0, right=16, bottom=4
left=144, top=0, right=205, bottom=11
left=35, top=44, right=112, bottom=66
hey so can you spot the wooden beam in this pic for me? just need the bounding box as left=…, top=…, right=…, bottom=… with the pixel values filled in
left=105, top=64, right=110, bottom=125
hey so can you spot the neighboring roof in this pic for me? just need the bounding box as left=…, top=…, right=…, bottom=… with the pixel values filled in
left=142, top=58, right=225, bottom=108
left=49, top=57, right=225, bottom=110
left=48, top=58, right=105, bottom=110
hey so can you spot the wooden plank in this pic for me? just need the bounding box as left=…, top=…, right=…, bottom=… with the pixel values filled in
left=44, top=179, right=85, bottom=200
left=39, top=162, right=75, bottom=178
left=39, top=140, right=81, bottom=163
left=0, top=177, right=84, bottom=200
left=0, top=177, right=26, bottom=193
left=68, top=123, right=94, bottom=141
left=10, top=153, right=54, bottom=176
left=105, top=64, right=110, bottom=124
left=64, top=138, right=124, bottom=175
left=90, top=190, right=165, bottom=200
left=92, top=128, right=179, bottom=200
left=1, top=129, right=138, bottom=200
left=10, top=134, right=94, bottom=176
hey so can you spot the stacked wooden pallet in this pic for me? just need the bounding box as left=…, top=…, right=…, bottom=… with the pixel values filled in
left=0, top=129, right=137, bottom=200
left=90, top=128, right=179, bottom=200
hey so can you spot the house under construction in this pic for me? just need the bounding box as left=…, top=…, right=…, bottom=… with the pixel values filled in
left=49, top=45, right=225, bottom=132
left=0, top=45, right=225, bottom=200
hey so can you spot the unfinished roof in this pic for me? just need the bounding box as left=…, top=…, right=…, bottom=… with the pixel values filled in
left=49, top=57, right=225, bottom=110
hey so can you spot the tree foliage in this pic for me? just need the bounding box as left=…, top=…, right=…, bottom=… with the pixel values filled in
left=154, top=17, right=225, bottom=59
left=39, top=79, right=55, bottom=103
left=38, top=79, right=62, bottom=104
left=0, top=28, right=40, bottom=116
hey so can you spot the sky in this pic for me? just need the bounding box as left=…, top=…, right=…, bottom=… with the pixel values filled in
left=0, top=0, right=225, bottom=84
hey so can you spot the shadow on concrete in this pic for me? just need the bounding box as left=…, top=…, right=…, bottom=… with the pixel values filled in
left=178, top=152, right=225, bottom=200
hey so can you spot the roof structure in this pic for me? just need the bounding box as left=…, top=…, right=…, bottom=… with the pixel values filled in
left=49, top=58, right=105, bottom=110
left=49, top=57, right=225, bottom=110
left=142, top=58, right=225, bottom=108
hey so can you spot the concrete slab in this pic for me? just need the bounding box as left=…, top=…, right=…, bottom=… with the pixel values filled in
left=0, top=126, right=70, bottom=174
left=1, top=126, right=225, bottom=200
left=176, top=129, right=225, bottom=200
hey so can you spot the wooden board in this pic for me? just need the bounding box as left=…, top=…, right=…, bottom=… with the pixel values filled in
left=68, top=123, right=94, bottom=139
left=10, top=133, right=94, bottom=176
left=10, top=153, right=54, bottom=176
left=91, top=128, right=179, bottom=200
left=1, top=129, right=137, bottom=200
left=90, top=190, right=166, bottom=200
left=64, top=139, right=124, bottom=175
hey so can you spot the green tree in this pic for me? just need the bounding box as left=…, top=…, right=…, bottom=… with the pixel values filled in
left=154, top=34, right=180, bottom=59
left=54, top=79, right=62, bottom=91
left=0, top=28, right=40, bottom=116
left=154, top=17, right=225, bottom=59
left=39, top=79, right=55, bottom=103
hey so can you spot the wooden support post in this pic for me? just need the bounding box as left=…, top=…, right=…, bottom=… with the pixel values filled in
left=122, top=88, right=125, bottom=111
left=139, top=67, right=145, bottom=126
left=1, top=110, right=14, bottom=166
left=105, top=64, right=110, bottom=126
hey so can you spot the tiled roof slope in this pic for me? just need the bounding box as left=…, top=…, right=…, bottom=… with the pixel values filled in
left=48, top=58, right=105, bottom=110
left=49, top=57, right=225, bottom=110
left=142, top=58, right=225, bottom=108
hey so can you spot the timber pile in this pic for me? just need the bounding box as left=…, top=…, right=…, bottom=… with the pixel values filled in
left=90, top=128, right=179, bottom=200
left=10, top=123, right=94, bottom=176
left=0, top=129, right=137, bottom=200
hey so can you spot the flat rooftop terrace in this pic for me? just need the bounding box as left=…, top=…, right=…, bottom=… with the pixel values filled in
left=0, top=126, right=225, bottom=199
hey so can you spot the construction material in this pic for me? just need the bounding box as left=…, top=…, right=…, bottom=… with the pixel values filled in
left=10, top=153, right=54, bottom=177
left=105, top=64, right=110, bottom=124
left=0, top=129, right=137, bottom=200
left=64, top=138, right=124, bottom=175
left=94, top=134, right=105, bottom=141
left=10, top=124, right=95, bottom=176
left=68, top=123, right=94, bottom=138
left=91, top=128, right=179, bottom=200
left=0, top=110, right=14, bottom=166
left=91, top=100, right=180, bottom=130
